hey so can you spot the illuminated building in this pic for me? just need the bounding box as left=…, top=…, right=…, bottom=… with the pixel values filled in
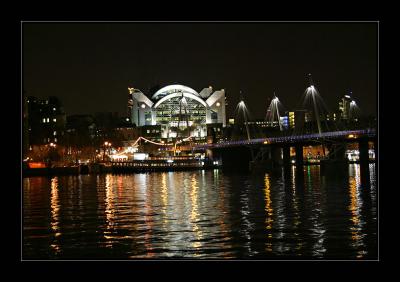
left=26, top=96, right=66, bottom=145
left=127, top=84, right=226, bottom=141
left=339, top=94, right=352, bottom=120
left=279, top=116, right=289, bottom=130
left=288, top=111, right=295, bottom=129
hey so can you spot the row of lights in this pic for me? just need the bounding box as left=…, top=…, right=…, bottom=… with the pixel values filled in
left=139, top=101, right=221, bottom=108
left=42, top=118, right=57, bottom=123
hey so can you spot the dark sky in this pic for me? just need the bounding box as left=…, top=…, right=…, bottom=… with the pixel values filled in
left=23, top=22, right=377, bottom=118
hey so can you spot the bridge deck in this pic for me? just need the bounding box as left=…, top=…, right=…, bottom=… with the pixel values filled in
left=195, top=129, right=376, bottom=149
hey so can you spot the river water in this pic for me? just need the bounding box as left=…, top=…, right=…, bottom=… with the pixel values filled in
left=23, top=163, right=377, bottom=260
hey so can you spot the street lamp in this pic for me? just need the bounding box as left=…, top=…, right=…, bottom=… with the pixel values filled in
left=103, top=141, right=108, bottom=162
left=103, top=141, right=112, bottom=162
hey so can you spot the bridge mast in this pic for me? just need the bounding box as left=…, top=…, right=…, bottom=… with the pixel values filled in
left=309, top=74, right=322, bottom=136
left=273, top=92, right=283, bottom=131
left=240, top=91, right=251, bottom=141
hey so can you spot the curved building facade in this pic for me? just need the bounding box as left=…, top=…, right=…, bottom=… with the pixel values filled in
left=128, top=84, right=226, bottom=140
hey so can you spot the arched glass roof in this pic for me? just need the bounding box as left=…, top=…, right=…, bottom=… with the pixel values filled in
left=151, top=84, right=200, bottom=100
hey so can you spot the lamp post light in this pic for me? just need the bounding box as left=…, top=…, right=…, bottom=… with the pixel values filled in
left=103, top=141, right=108, bottom=162
left=47, top=142, right=57, bottom=167
left=103, top=141, right=112, bottom=162
left=108, top=143, right=112, bottom=161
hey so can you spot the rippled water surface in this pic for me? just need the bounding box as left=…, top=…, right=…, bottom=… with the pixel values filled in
left=23, top=164, right=377, bottom=259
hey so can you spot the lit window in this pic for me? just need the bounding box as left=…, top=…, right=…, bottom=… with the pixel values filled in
left=147, top=130, right=150, bottom=133
left=46, top=118, right=49, bottom=123
left=42, top=118, right=46, bottom=123
left=53, top=131, right=57, bottom=136
left=53, top=108, right=56, bottom=111
left=53, top=118, right=56, bottom=122
left=54, top=138, right=57, bottom=143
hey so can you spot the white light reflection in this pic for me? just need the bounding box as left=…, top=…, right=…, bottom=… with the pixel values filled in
left=190, top=174, right=203, bottom=255
left=238, top=178, right=255, bottom=256
left=144, top=174, right=155, bottom=258
left=308, top=166, right=326, bottom=258
left=291, top=166, right=303, bottom=254
left=369, top=163, right=377, bottom=210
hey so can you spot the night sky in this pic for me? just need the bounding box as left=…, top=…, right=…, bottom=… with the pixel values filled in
left=23, top=22, right=377, bottom=119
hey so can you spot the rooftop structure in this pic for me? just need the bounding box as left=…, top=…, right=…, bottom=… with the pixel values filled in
left=128, top=84, right=226, bottom=140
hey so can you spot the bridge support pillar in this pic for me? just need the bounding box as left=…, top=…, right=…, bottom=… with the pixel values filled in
left=271, top=146, right=282, bottom=167
left=327, top=142, right=347, bottom=162
left=206, top=148, right=213, bottom=159
left=335, top=143, right=347, bottom=161
left=295, top=144, right=303, bottom=166
left=282, top=145, right=291, bottom=166
left=359, top=137, right=371, bottom=184
left=359, top=138, right=369, bottom=163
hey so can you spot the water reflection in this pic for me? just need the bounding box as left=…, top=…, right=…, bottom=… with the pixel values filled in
left=50, top=177, right=61, bottom=254
left=348, top=164, right=366, bottom=258
left=306, top=166, right=326, bottom=257
left=23, top=166, right=377, bottom=260
left=144, top=174, right=154, bottom=258
left=264, top=173, right=273, bottom=253
left=240, top=179, right=254, bottom=256
left=190, top=174, right=203, bottom=255
left=104, top=174, right=115, bottom=246
left=290, top=166, right=303, bottom=255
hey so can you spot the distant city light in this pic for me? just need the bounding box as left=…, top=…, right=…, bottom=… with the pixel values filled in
left=141, top=104, right=146, bottom=109
left=134, top=153, right=148, bottom=160
left=216, top=102, right=221, bottom=107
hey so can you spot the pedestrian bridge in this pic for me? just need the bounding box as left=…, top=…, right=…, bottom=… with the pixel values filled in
left=194, top=129, right=376, bottom=150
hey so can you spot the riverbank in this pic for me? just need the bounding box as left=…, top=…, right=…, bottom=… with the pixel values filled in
left=22, top=162, right=220, bottom=177
left=22, top=164, right=111, bottom=177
